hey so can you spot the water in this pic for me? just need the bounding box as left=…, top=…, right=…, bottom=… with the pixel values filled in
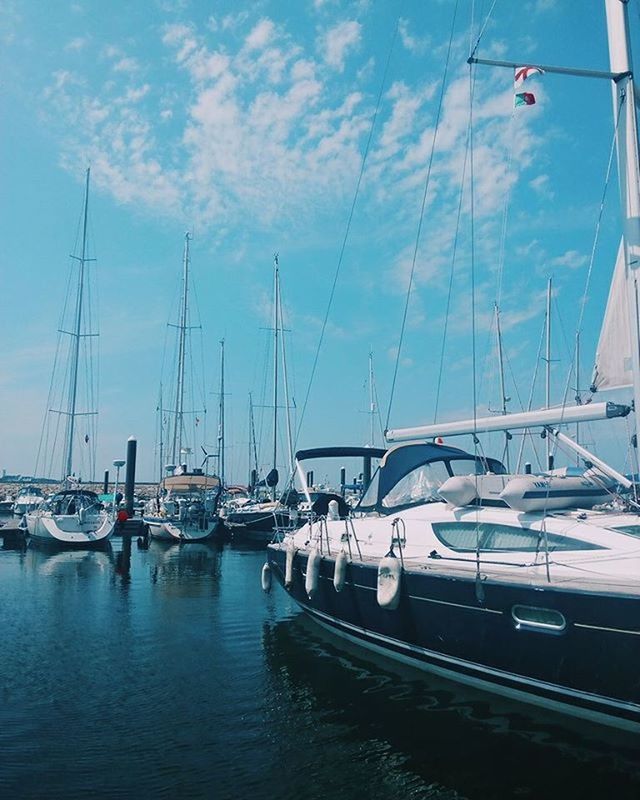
left=1, top=524, right=639, bottom=800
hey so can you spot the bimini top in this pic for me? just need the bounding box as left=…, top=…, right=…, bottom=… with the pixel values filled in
left=295, top=446, right=386, bottom=462
left=358, top=441, right=506, bottom=513
left=163, top=473, right=220, bottom=492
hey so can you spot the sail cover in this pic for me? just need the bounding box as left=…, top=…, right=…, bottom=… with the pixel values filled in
left=591, top=239, right=633, bottom=392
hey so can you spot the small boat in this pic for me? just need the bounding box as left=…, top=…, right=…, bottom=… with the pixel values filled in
left=145, top=470, right=221, bottom=542
left=25, top=168, right=115, bottom=547
left=143, top=233, right=221, bottom=543
left=0, top=494, right=15, bottom=514
left=13, top=486, right=44, bottom=515
left=27, top=489, right=113, bottom=546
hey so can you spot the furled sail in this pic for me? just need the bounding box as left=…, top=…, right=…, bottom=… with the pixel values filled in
left=591, top=239, right=633, bottom=392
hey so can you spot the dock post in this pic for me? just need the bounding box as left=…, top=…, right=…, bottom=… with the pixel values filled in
left=103, top=470, right=109, bottom=494
left=125, top=436, right=137, bottom=517
left=340, top=467, right=346, bottom=496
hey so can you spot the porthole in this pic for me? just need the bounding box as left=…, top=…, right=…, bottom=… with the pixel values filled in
left=512, top=605, right=566, bottom=633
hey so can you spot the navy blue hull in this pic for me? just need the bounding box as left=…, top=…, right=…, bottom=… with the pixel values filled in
left=267, top=545, right=640, bottom=731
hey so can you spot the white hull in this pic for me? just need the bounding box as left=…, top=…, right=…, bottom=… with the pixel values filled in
left=145, top=516, right=219, bottom=542
left=25, top=510, right=114, bottom=546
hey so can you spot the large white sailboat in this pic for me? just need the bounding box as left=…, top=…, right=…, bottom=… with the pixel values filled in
left=144, top=233, right=221, bottom=543
left=26, top=168, right=115, bottom=547
left=266, top=0, right=640, bottom=733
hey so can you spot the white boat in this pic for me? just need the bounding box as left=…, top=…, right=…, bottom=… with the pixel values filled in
left=265, top=1, right=640, bottom=733
left=13, top=486, right=44, bottom=515
left=145, top=471, right=221, bottom=542
left=25, top=168, right=115, bottom=547
left=143, top=233, right=221, bottom=543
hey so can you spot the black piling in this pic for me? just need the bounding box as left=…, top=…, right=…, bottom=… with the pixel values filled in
left=103, top=470, right=109, bottom=495
left=340, top=467, right=346, bottom=496
left=125, top=436, right=137, bottom=518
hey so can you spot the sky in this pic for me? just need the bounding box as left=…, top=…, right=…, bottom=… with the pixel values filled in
left=1, top=0, right=639, bottom=485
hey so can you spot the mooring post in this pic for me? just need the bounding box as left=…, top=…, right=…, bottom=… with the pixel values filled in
left=125, top=436, right=137, bottom=517
left=103, top=470, right=109, bottom=495
left=340, top=467, right=346, bottom=496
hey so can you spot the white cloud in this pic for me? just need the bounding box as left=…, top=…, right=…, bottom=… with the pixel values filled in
left=245, top=19, right=275, bottom=51
left=319, top=20, right=361, bottom=72
left=398, top=18, right=429, bottom=54
left=549, top=250, right=588, bottom=269
left=65, top=36, right=88, bottom=52
left=113, top=56, right=139, bottom=73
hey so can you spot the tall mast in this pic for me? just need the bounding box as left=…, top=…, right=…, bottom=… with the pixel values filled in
left=272, top=253, right=279, bottom=500
left=605, top=0, right=640, bottom=456
left=575, top=331, right=581, bottom=462
left=218, top=338, right=225, bottom=486
left=158, top=382, right=164, bottom=483
left=494, top=304, right=510, bottom=470
left=64, top=167, right=91, bottom=481
left=278, top=266, right=294, bottom=475
left=248, top=392, right=259, bottom=487
left=369, top=349, right=376, bottom=447
left=171, top=232, right=190, bottom=466
left=545, top=277, right=552, bottom=469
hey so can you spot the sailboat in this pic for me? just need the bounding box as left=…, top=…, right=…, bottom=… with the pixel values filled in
left=144, top=233, right=221, bottom=543
left=26, top=168, right=115, bottom=547
left=265, top=1, right=640, bottom=733
left=223, top=254, right=298, bottom=542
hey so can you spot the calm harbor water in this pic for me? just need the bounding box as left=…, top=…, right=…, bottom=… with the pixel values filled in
left=1, top=522, right=639, bottom=800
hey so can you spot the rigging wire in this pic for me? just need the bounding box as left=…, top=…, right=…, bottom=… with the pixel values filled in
left=386, top=0, right=460, bottom=430
left=294, top=10, right=403, bottom=449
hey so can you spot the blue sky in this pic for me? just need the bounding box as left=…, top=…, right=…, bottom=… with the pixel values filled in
left=1, top=0, right=638, bottom=484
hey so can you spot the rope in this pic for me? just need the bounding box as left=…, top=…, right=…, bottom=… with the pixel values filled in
left=294, top=10, right=403, bottom=449
left=386, top=0, right=460, bottom=430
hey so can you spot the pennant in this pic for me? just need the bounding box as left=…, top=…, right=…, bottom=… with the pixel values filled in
left=514, top=65, right=544, bottom=86
left=515, top=92, right=536, bottom=107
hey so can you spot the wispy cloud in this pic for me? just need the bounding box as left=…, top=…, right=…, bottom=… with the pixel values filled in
left=318, top=20, right=361, bottom=72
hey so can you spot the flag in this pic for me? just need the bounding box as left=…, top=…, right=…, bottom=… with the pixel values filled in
left=514, top=65, right=544, bottom=86
left=515, top=92, right=536, bottom=107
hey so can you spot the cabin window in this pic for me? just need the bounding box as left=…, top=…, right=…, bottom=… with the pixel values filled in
left=447, top=457, right=506, bottom=477
left=613, top=525, right=640, bottom=538
left=512, top=605, right=566, bottom=632
left=382, top=461, right=450, bottom=508
left=431, top=521, right=606, bottom=552
left=359, top=469, right=379, bottom=508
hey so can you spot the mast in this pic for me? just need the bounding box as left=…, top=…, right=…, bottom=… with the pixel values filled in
left=605, top=0, right=640, bottom=457
left=171, top=232, right=190, bottom=466
left=494, top=304, right=511, bottom=470
left=218, top=338, right=225, bottom=487
left=369, top=349, right=376, bottom=447
left=64, top=167, right=90, bottom=481
left=272, top=253, right=279, bottom=500
left=278, top=264, right=295, bottom=475
left=544, top=277, right=553, bottom=469
left=248, top=392, right=259, bottom=488
left=158, top=382, right=164, bottom=483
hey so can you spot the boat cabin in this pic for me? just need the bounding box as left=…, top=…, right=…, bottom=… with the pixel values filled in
left=357, top=442, right=506, bottom=514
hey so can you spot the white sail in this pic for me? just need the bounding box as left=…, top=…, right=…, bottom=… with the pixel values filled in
left=591, top=239, right=633, bottom=392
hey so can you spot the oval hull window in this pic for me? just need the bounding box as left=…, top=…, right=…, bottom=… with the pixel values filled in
left=512, top=605, right=566, bottom=633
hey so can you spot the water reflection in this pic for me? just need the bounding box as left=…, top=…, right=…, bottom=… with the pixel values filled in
left=25, top=540, right=114, bottom=578
left=145, top=539, right=224, bottom=595
left=261, top=616, right=640, bottom=800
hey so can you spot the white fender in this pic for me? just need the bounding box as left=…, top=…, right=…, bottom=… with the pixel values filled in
left=261, top=562, right=272, bottom=593
left=333, top=550, right=348, bottom=592
left=305, top=547, right=322, bottom=598
left=285, top=539, right=297, bottom=588
left=377, top=553, right=402, bottom=610
left=438, top=476, right=478, bottom=507
left=328, top=500, right=340, bottom=520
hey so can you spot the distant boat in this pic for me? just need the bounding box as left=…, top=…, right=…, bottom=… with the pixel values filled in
left=144, top=233, right=221, bottom=543
left=26, top=168, right=115, bottom=547
left=223, top=255, right=296, bottom=542
left=13, top=486, right=44, bottom=515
